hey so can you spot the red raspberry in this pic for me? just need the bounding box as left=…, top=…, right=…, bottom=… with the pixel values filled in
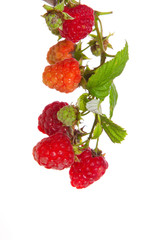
left=47, top=39, right=75, bottom=64
left=33, top=132, right=75, bottom=170
left=42, top=58, right=81, bottom=93
left=38, top=101, right=71, bottom=136
left=69, top=149, right=108, bottom=189
left=59, top=5, right=95, bottom=43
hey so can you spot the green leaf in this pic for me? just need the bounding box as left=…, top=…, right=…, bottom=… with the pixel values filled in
left=92, top=122, right=103, bottom=139
left=87, top=42, right=129, bottom=100
left=100, top=114, right=127, bottom=143
left=77, top=93, right=89, bottom=112
left=109, top=83, right=118, bottom=119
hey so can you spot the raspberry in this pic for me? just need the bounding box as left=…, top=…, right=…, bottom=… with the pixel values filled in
left=59, top=5, right=95, bottom=43
left=44, top=11, right=62, bottom=36
left=33, top=132, right=75, bottom=170
left=38, top=101, right=71, bottom=136
left=42, top=58, right=81, bottom=93
left=47, top=39, right=75, bottom=64
left=57, top=105, right=78, bottom=126
left=91, top=39, right=109, bottom=56
left=69, top=149, right=108, bottom=189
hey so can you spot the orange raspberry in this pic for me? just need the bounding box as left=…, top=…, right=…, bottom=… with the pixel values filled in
left=47, top=39, right=75, bottom=65
left=42, top=58, right=81, bottom=93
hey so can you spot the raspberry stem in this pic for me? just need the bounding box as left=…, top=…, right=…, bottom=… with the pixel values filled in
left=81, top=111, right=90, bottom=116
left=80, top=45, right=90, bottom=53
left=94, top=11, right=113, bottom=16
left=94, top=15, right=106, bottom=65
left=87, top=114, right=98, bottom=141
left=97, top=16, right=103, bottom=37
left=75, top=113, right=99, bottom=150
left=105, top=53, right=116, bottom=58
left=95, top=137, right=99, bottom=154
left=94, top=17, right=104, bottom=52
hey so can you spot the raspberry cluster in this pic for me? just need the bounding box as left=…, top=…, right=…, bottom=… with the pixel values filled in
left=33, top=101, right=108, bottom=188
left=33, top=0, right=128, bottom=189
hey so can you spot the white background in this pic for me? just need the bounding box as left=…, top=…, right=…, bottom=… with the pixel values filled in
left=0, top=0, right=160, bottom=239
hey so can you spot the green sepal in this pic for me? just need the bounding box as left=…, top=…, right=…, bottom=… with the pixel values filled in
left=62, top=12, right=74, bottom=20
left=86, top=42, right=129, bottom=100
left=91, top=122, right=103, bottom=139
left=54, top=0, right=64, bottom=11
left=66, top=0, right=79, bottom=8
left=73, top=146, right=83, bottom=155
left=43, top=4, right=54, bottom=11
left=74, top=52, right=89, bottom=61
left=74, top=41, right=89, bottom=61
left=77, top=93, right=89, bottom=112
left=100, top=114, right=127, bottom=143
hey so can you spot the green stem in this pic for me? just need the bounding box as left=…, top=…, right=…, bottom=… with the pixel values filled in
left=97, top=16, right=103, bottom=37
left=94, top=17, right=104, bottom=53
left=95, top=137, right=99, bottom=153
left=81, top=111, right=90, bottom=116
left=76, top=139, right=88, bottom=146
left=80, top=45, right=90, bottom=53
left=100, top=52, right=106, bottom=65
left=88, top=114, right=98, bottom=141
left=95, top=11, right=113, bottom=16
left=105, top=53, right=115, bottom=58
left=94, top=16, right=106, bottom=65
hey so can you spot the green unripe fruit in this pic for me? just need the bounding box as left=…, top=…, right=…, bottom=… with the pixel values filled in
left=57, top=105, right=78, bottom=126
left=44, top=12, right=62, bottom=35
left=91, top=39, right=109, bottom=56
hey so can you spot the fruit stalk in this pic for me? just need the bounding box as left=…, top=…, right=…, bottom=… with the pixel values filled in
left=94, top=15, right=106, bottom=65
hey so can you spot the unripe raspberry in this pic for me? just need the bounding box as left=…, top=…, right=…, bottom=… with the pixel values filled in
left=33, top=133, right=75, bottom=170
left=44, top=12, right=62, bottom=35
left=91, top=39, right=109, bottom=56
left=47, top=39, right=75, bottom=64
left=42, top=58, right=81, bottom=93
left=57, top=105, right=78, bottom=126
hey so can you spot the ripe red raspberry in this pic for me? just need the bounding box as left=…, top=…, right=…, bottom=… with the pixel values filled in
left=33, top=132, right=75, bottom=170
left=59, top=5, right=95, bottom=43
left=42, top=58, right=81, bottom=93
left=38, top=101, right=71, bottom=136
left=69, top=149, right=108, bottom=189
left=47, top=39, right=75, bottom=64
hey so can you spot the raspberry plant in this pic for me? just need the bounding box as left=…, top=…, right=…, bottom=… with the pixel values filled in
left=33, top=0, right=129, bottom=189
